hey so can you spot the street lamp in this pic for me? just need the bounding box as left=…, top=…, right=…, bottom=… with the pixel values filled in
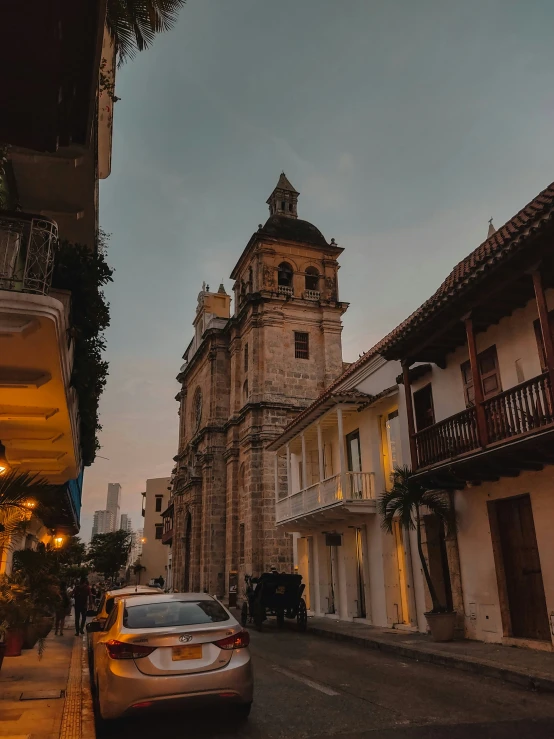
left=54, top=535, right=64, bottom=549
left=0, top=441, right=9, bottom=475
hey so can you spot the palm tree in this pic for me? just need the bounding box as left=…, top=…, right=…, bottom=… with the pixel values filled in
left=0, top=471, right=57, bottom=553
left=106, top=0, right=187, bottom=64
left=378, top=466, right=456, bottom=613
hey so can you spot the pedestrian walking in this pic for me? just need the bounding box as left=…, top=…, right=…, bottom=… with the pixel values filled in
left=54, top=581, right=71, bottom=636
left=72, top=575, right=91, bottom=636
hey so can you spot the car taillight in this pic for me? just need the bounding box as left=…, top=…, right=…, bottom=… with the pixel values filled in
left=214, top=630, right=250, bottom=650
left=105, top=640, right=156, bottom=660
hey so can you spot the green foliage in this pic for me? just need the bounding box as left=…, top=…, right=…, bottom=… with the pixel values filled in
left=89, top=530, right=131, bottom=580
left=0, top=471, right=61, bottom=552
left=106, top=0, right=186, bottom=64
left=378, top=466, right=457, bottom=613
left=52, top=240, right=114, bottom=466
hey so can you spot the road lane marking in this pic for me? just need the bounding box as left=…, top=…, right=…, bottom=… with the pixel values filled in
left=272, top=665, right=339, bottom=696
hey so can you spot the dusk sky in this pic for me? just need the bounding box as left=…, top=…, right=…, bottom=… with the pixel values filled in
left=82, top=0, right=554, bottom=541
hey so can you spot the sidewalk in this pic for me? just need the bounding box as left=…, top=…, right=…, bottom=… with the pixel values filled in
left=308, top=617, right=554, bottom=692
left=0, top=632, right=95, bottom=739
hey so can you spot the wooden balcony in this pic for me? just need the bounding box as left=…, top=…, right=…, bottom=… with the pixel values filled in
left=276, top=471, right=375, bottom=527
left=161, top=526, right=174, bottom=545
left=414, top=373, right=554, bottom=483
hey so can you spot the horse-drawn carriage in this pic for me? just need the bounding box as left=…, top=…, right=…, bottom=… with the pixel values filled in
left=241, top=572, right=308, bottom=631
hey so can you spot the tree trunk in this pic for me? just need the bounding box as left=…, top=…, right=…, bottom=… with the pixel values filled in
left=415, top=505, right=443, bottom=612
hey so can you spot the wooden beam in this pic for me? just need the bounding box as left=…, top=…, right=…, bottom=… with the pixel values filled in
left=532, top=268, right=554, bottom=401
left=402, top=361, right=418, bottom=470
left=464, top=315, right=488, bottom=447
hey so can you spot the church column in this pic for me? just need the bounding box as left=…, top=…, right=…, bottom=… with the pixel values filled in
left=274, top=452, right=279, bottom=503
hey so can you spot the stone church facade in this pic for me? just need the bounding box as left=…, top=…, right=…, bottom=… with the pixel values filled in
left=169, top=174, right=348, bottom=596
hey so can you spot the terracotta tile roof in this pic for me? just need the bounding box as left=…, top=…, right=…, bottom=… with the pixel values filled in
left=380, top=180, right=554, bottom=356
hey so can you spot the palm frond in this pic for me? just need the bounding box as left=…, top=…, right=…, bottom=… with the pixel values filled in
left=106, top=0, right=186, bottom=64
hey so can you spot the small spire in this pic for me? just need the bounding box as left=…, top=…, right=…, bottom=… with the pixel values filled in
left=266, top=172, right=299, bottom=219
left=487, top=218, right=496, bottom=238
left=218, top=283, right=227, bottom=294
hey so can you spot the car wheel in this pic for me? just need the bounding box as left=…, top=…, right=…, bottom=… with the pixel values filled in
left=233, top=702, right=252, bottom=720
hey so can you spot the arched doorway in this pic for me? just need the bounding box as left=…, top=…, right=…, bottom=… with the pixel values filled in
left=184, top=512, right=192, bottom=592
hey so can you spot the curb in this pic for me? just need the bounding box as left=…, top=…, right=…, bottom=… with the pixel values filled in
left=308, top=625, right=554, bottom=693
left=81, top=639, right=96, bottom=739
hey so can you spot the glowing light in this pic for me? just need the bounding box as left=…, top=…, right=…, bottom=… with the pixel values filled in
left=54, top=535, right=64, bottom=548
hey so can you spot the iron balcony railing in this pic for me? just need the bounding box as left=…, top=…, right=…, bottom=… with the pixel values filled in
left=276, top=471, right=375, bottom=524
left=0, top=212, right=58, bottom=295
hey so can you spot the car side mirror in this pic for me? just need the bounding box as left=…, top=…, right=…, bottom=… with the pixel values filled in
left=86, top=621, right=103, bottom=633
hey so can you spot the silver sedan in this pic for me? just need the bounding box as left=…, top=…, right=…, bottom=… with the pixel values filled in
left=88, top=592, right=253, bottom=722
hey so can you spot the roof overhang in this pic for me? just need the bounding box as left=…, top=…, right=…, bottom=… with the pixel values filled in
left=0, top=0, right=107, bottom=152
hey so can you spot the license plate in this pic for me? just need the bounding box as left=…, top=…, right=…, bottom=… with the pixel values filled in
left=172, top=645, right=202, bottom=661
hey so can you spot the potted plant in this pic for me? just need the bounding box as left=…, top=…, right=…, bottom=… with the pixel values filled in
left=0, top=577, right=32, bottom=656
left=378, top=466, right=458, bottom=642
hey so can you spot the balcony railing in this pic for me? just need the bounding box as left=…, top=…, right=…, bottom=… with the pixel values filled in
left=484, top=373, right=553, bottom=443
left=0, top=212, right=58, bottom=295
left=161, top=526, right=174, bottom=545
left=276, top=471, right=375, bottom=523
left=304, top=289, right=320, bottom=301
left=414, top=373, right=554, bottom=469
left=415, top=407, right=478, bottom=468
left=278, top=285, right=294, bottom=297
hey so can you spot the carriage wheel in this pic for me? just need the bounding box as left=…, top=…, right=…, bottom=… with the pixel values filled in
left=253, top=601, right=264, bottom=632
left=241, top=602, right=248, bottom=627
left=276, top=610, right=285, bottom=628
left=297, top=598, right=308, bottom=632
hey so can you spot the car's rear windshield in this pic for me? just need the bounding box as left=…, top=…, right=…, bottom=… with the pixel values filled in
left=106, top=590, right=162, bottom=615
left=123, top=600, right=230, bottom=629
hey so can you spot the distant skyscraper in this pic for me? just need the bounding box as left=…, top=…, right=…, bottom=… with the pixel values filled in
left=120, top=513, right=132, bottom=532
left=92, top=510, right=114, bottom=539
left=106, top=483, right=121, bottom=531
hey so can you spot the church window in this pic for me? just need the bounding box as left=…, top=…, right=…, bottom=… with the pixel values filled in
left=281, top=201, right=285, bottom=210
left=305, top=267, right=319, bottom=292
left=278, top=262, right=293, bottom=288
left=243, top=380, right=249, bottom=402
left=244, top=343, right=249, bottom=371
left=294, top=332, right=309, bottom=360
left=238, top=463, right=246, bottom=493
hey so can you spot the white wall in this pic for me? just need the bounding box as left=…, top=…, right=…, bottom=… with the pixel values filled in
left=140, top=477, right=171, bottom=585
left=455, top=469, right=554, bottom=645
left=410, top=292, right=554, bottom=423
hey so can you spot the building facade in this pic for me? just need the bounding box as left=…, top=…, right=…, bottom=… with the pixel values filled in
left=268, top=349, right=432, bottom=631
left=0, top=3, right=114, bottom=573
left=140, top=477, right=171, bottom=585
left=167, top=174, right=348, bottom=596
left=91, top=510, right=114, bottom=539
left=120, top=513, right=132, bottom=532
left=106, top=483, right=121, bottom=531
left=381, top=182, right=554, bottom=648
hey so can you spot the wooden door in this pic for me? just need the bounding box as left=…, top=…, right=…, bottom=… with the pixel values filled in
left=413, top=384, right=435, bottom=431
left=495, top=495, right=550, bottom=640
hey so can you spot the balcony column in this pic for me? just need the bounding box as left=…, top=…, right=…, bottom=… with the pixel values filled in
left=336, top=406, right=347, bottom=498
left=464, top=315, right=488, bottom=446
left=402, top=361, right=418, bottom=469
left=531, top=268, right=554, bottom=394
left=301, top=433, right=308, bottom=490
left=317, top=422, right=325, bottom=481
left=286, top=444, right=292, bottom=496
left=274, top=451, right=280, bottom=504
